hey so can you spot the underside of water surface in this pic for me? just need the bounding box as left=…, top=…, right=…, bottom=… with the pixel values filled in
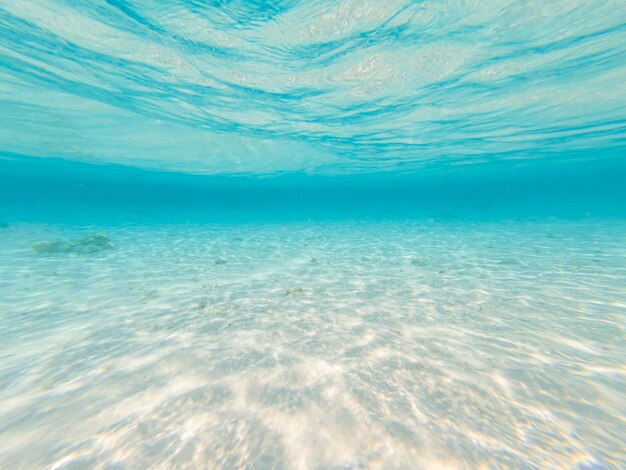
left=1, top=1, right=625, bottom=469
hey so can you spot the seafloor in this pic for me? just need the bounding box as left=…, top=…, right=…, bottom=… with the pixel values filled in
left=1, top=220, right=625, bottom=468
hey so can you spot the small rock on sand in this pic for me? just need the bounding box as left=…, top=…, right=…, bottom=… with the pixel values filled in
left=285, top=287, right=303, bottom=297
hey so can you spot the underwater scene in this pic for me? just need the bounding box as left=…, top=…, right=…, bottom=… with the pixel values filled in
left=1, top=1, right=625, bottom=469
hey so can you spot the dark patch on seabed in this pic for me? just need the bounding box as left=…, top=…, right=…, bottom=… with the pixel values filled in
left=32, top=234, right=115, bottom=255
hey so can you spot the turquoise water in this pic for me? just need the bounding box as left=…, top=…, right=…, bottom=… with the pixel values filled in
left=1, top=1, right=626, bottom=469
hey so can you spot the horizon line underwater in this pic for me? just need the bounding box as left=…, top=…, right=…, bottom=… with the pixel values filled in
left=1, top=1, right=625, bottom=468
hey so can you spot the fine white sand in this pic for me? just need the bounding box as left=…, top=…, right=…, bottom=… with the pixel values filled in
left=1, top=220, right=624, bottom=468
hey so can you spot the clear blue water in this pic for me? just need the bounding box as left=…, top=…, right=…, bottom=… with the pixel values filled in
left=1, top=1, right=625, bottom=468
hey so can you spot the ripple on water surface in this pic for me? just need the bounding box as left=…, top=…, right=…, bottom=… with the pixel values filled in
left=1, top=1, right=625, bottom=174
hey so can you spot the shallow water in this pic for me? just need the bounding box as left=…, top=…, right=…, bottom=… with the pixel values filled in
left=1, top=220, right=625, bottom=468
left=1, top=0, right=626, bottom=468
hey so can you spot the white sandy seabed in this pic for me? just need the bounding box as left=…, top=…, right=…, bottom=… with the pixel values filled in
left=0, top=220, right=624, bottom=469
